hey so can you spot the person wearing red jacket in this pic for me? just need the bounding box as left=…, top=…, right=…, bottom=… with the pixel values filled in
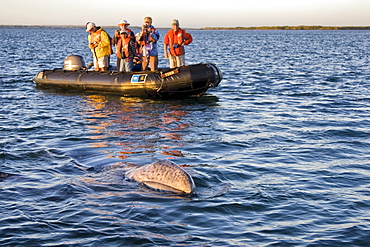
left=164, top=19, right=193, bottom=68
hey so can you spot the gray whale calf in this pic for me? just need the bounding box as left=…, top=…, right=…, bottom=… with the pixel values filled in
left=125, top=160, right=195, bottom=194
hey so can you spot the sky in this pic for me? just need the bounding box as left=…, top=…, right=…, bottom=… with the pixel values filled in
left=1, top=0, right=369, bottom=28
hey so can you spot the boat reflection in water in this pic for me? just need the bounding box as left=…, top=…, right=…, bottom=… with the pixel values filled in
left=79, top=95, right=193, bottom=160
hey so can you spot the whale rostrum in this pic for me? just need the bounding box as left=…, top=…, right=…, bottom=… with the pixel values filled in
left=125, top=160, right=195, bottom=194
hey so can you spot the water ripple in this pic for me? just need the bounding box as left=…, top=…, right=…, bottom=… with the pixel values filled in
left=1, top=28, right=370, bottom=246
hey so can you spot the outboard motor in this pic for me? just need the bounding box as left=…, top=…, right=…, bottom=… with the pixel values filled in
left=64, top=55, right=86, bottom=70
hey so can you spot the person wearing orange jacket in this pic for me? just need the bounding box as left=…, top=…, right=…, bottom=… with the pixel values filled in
left=86, top=22, right=111, bottom=72
left=136, top=17, right=160, bottom=71
left=113, top=20, right=137, bottom=72
left=164, top=19, right=193, bottom=68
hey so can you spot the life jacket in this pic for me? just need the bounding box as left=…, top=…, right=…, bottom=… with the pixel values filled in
left=116, top=29, right=136, bottom=59
left=165, top=29, right=193, bottom=56
left=88, top=28, right=113, bottom=57
left=138, top=26, right=159, bottom=46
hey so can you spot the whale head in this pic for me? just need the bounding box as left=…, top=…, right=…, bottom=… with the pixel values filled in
left=125, top=160, right=195, bottom=194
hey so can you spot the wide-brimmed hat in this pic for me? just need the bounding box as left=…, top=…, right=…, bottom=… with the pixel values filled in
left=86, top=22, right=96, bottom=32
left=118, top=20, right=130, bottom=26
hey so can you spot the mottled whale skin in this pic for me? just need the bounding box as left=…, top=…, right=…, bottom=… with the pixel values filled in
left=125, top=160, right=195, bottom=194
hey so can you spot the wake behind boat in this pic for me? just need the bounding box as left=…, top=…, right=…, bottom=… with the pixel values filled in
left=33, top=55, right=222, bottom=98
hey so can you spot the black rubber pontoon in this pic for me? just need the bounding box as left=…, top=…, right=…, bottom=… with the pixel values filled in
left=33, top=56, right=222, bottom=98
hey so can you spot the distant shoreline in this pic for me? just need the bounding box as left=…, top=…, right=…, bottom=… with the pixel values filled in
left=1, top=25, right=370, bottom=30
left=201, top=25, right=370, bottom=30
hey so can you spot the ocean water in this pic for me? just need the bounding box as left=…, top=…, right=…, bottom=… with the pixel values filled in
left=1, top=27, right=370, bottom=246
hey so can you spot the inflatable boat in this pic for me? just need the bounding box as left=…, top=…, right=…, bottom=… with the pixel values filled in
left=33, top=55, right=222, bottom=98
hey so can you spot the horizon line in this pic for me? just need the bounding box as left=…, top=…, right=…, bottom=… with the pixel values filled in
left=1, top=24, right=370, bottom=30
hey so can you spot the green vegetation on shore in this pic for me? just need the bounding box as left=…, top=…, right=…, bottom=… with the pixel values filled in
left=202, top=25, right=370, bottom=30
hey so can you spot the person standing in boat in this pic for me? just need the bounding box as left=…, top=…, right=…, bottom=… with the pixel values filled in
left=113, top=20, right=137, bottom=72
left=86, top=22, right=111, bottom=72
left=164, top=19, right=193, bottom=68
left=136, top=17, right=160, bottom=71
left=112, top=20, right=127, bottom=70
